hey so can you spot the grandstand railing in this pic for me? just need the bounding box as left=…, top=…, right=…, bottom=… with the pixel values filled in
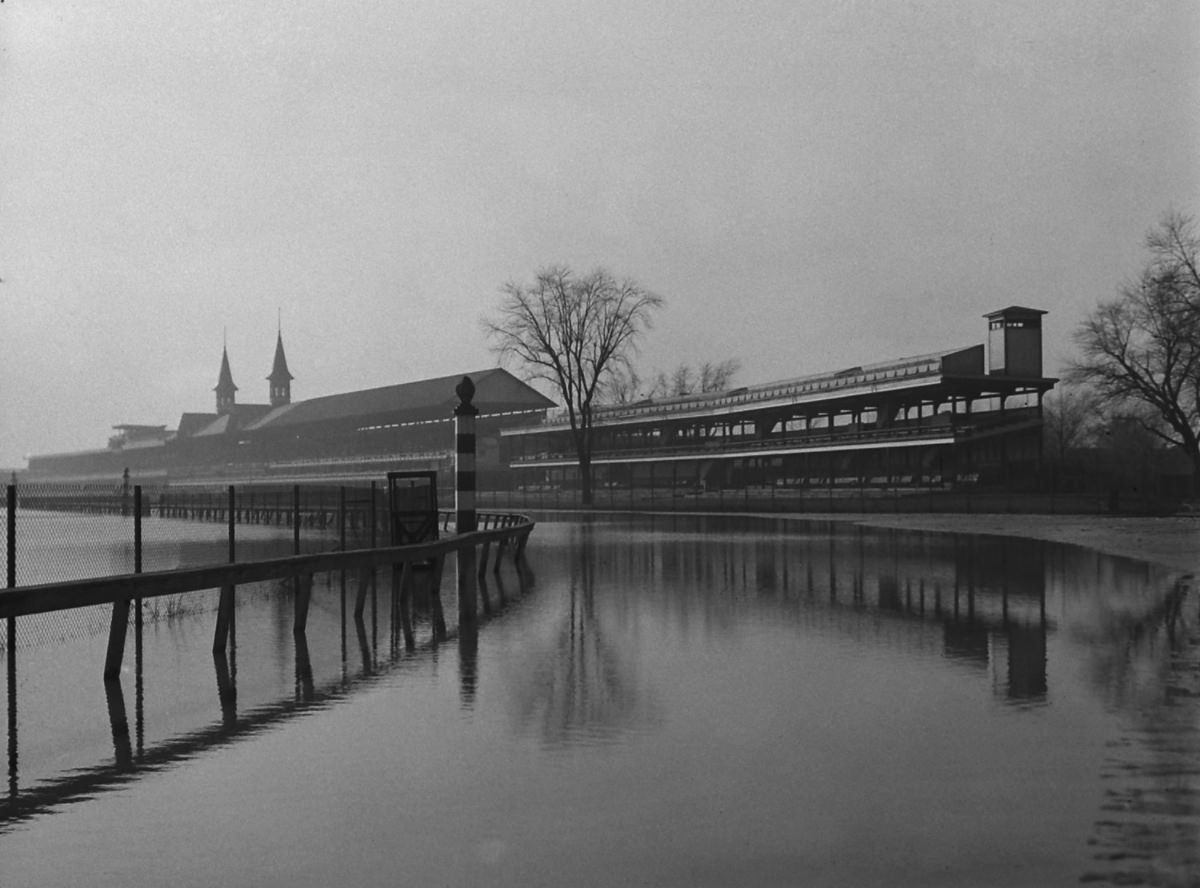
left=509, top=409, right=1041, bottom=465
left=523, top=353, right=949, bottom=431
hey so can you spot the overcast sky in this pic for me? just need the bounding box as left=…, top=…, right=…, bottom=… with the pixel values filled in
left=1, top=0, right=1197, bottom=467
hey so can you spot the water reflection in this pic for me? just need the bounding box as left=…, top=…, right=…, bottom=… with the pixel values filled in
left=0, top=558, right=533, bottom=834
left=1080, top=576, right=1200, bottom=886
left=508, top=523, right=663, bottom=748
left=3, top=514, right=1198, bottom=886
left=585, top=517, right=1059, bottom=707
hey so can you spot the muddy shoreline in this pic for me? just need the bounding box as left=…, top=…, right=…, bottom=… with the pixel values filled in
left=840, top=513, right=1200, bottom=574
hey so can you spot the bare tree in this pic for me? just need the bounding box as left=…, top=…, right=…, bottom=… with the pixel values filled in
left=603, top=365, right=645, bottom=405
left=698, top=358, right=741, bottom=393
left=669, top=364, right=695, bottom=397
left=483, top=265, right=663, bottom=504
left=1042, top=385, right=1100, bottom=461
left=1069, top=211, right=1200, bottom=489
left=643, top=358, right=742, bottom=398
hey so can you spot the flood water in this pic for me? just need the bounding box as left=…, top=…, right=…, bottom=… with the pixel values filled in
left=1, top=512, right=1198, bottom=887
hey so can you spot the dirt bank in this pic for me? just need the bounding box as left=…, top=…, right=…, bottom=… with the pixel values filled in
left=838, top=513, right=1200, bottom=574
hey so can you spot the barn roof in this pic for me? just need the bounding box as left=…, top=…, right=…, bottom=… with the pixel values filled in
left=176, top=412, right=217, bottom=438
left=246, top=367, right=555, bottom=432
left=192, top=404, right=273, bottom=437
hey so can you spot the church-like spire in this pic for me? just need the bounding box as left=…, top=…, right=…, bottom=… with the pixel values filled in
left=215, top=345, right=238, bottom=415
left=267, top=327, right=294, bottom=407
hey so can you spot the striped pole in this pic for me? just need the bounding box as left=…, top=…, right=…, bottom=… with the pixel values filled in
left=455, top=376, right=479, bottom=627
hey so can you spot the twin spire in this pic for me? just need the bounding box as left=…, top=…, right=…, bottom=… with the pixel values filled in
left=214, top=325, right=293, bottom=415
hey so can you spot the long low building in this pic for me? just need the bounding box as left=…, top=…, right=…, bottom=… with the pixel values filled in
left=25, top=331, right=555, bottom=484
left=27, top=308, right=1056, bottom=497
left=501, top=306, right=1056, bottom=494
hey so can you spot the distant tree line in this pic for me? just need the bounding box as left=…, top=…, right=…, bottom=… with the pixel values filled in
left=603, top=358, right=742, bottom=405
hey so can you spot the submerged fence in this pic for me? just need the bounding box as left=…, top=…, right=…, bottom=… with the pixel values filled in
left=5, top=480, right=395, bottom=585
left=0, top=478, right=535, bottom=818
left=0, top=480, right=532, bottom=654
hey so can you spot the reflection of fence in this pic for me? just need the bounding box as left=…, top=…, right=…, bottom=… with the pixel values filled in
left=0, top=531, right=534, bottom=832
left=477, top=476, right=1150, bottom=516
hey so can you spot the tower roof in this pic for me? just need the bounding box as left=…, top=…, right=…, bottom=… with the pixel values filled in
left=983, top=306, right=1047, bottom=320
left=268, top=331, right=293, bottom=383
left=214, top=346, right=238, bottom=394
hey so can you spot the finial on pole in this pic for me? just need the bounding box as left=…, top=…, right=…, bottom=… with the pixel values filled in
left=455, top=375, right=477, bottom=416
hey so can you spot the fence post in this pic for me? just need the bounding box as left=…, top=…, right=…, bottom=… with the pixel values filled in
left=369, top=480, right=378, bottom=548
left=213, top=486, right=237, bottom=653
left=455, top=376, right=479, bottom=628
left=292, top=484, right=301, bottom=555
left=6, top=485, right=14, bottom=590
left=134, top=485, right=144, bottom=751
left=6, top=484, right=15, bottom=770
left=339, top=486, right=346, bottom=551
left=227, top=485, right=236, bottom=564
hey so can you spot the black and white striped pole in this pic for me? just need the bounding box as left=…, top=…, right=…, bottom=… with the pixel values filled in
left=455, top=375, right=479, bottom=627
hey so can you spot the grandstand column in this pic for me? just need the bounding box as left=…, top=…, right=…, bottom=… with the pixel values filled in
left=455, top=376, right=479, bottom=627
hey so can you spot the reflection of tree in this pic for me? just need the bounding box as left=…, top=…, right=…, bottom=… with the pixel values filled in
left=1079, top=578, right=1200, bottom=886
left=508, top=524, right=660, bottom=747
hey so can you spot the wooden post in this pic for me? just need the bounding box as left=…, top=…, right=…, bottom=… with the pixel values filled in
left=455, top=376, right=479, bottom=628
left=493, top=533, right=507, bottom=576
left=6, top=483, right=15, bottom=589
left=369, top=481, right=377, bottom=548
left=7, top=483, right=15, bottom=664
left=213, top=487, right=238, bottom=654
left=133, top=486, right=144, bottom=751
left=227, top=485, right=236, bottom=562
left=397, top=560, right=414, bottom=649
left=354, top=568, right=371, bottom=618
left=213, top=585, right=235, bottom=653
left=292, top=484, right=301, bottom=554
left=294, top=632, right=314, bottom=701
left=477, top=539, right=491, bottom=580
left=213, top=651, right=236, bottom=727
left=294, top=573, right=312, bottom=635
left=103, top=598, right=131, bottom=679
left=431, top=556, right=447, bottom=640
left=103, top=677, right=132, bottom=768
left=339, top=486, right=347, bottom=551
left=104, top=484, right=146, bottom=679
left=7, top=484, right=15, bottom=791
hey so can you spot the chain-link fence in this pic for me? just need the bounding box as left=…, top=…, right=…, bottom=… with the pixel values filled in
left=2, top=478, right=406, bottom=651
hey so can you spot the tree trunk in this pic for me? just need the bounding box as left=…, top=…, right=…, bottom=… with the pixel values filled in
left=579, top=453, right=594, bottom=505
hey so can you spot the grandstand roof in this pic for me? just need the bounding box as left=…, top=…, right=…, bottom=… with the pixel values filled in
left=192, top=403, right=273, bottom=437
left=176, top=413, right=217, bottom=438
left=246, top=367, right=555, bottom=433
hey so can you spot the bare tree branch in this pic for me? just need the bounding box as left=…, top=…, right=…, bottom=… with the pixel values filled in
left=482, top=266, right=663, bottom=504
left=1068, top=212, right=1200, bottom=489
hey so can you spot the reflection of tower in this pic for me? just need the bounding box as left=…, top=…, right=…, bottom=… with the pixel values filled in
left=1004, top=625, right=1047, bottom=700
